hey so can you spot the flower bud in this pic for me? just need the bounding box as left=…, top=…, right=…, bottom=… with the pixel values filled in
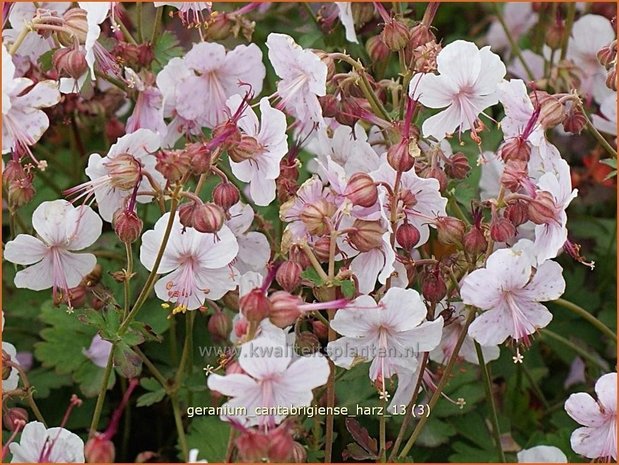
left=606, top=66, right=617, bottom=91
left=545, top=20, right=565, bottom=49
left=239, top=288, right=272, bottom=323
left=58, top=8, right=89, bottom=46
left=300, top=199, right=336, bottom=236
left=3, top=408, right=28, bottom=432
left=8, top=176, right=35, bottom=207
left=563, top=105, right=587, bottom=134
left=396, top=222, right=421, bottom=250
left=185, top=142, right=212, bottom=175
left=490, top=216, right=516, bottom=243
left=155, top=149, right=192, bottom=183
left=312, top=319, right=329, bottom=340
left=444, top=152, right=470, bottom=179
left=463, top=226, right=487, bottom=255
left=289, top=245, right=312, bottom=269
left=269, top=291, right=303, bottom=328
left=352, top=3, right=374, bottom=26
left=344, top=173, right=378, bottom=207
left=319, top=94, right=339, bottom=118
left=501, top=159, right=528, bottom=191
left=313, top=236, right=333, bottom=262
left=505, top=200, right=530, bottom=227
left=291, top=442, right=308, bottom=463
left=52, top=46, right=88, bottom=79
left=204, top=13, right=233, bottom=40
left=422, top=272, right=446, bottom=303
left=597, top=41, right=617, bottom=68
left=236, top=430, right=270, bottom=462
left=276, top=261, right=302, bottom=292
left=228, top=134, right=260, bottom=163
left=527, top=191, right=558, bottom=225
left=381, top=18, right=410, bottom=51
left=85, top=434, right=116, bottom=463
left=499, top=137, right=531, bottom=163
left=178, top=202, right=199, bottom=229
left=295, top=331, right=321, bottom=355
left=56, top=285, right=88, bottom=308
left=435, top=216, right=465, bottom=246
left=409, top=23, right=435, bottom=49
left=208, top=311, right=231, bottom=342
left=426, top=165, right=447, bottom=191
left=193, top=202, right=225, bottom=233
left=213, top=181, right=240, bottom=211
left=366, top=35, right=390, bottom=61
left=106, top=153, right=142, bottom=190
left=268, top=426, right=296, bottom=462
left=539, top=97, right=565, bottom=129
left=349, top=219, right=384, bottom=252
left=113, top=209, right=143, bottom=243
left=387, top=139, right=415, bottom=172
left=212, top=121, right=241, bottom=151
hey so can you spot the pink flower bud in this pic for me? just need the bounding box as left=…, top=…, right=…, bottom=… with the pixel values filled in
left=313, top=236, right=333, bottom=262
left=463, top=225, right=487, bottom=255
left=105, top=118, right=125, bottom=143
left=52, top=46, right=88, bottom=80
left=269, top=291, right=303, bottom=328
left=276, top=261, right=302, bottom=292
left=85, top=434, right=116, bottom=463
left=501, top=159, right=529, bottom=191
left=178, top=202, right=199, bottom=229
left=319, top=94, right=339, bottom=118
left=204, top=13, right=233, bottom=40
left=3, top=408, right=28, bottom=432
left=366, top=35, right=390, bottom=62
left=527, top=192, right=558, bottom=225
left=295, top=331, right=321, bottom=355
left=106, top=153, right=142, bottom=190
left=597, top=41, right=617, bottom=68
left=562, top=106, right=587, bottom=134
left=425, top=165, right=447, bottom=192
left=444, top=152, right=470, bottom=179
left=239, top=288, right=272, bottom=323
left=185, top=142, right=212, bottom=175
left=381, top=18, right=410, bottom=51
left=236, top=430, right=271, bottom=462
left=289, top=245, right=312, bottom=269
left=490, top=216, right=516, bottom=243
left=396, top=222, right=421, bottom=250
left=228, top=134, right=261, bottom=163
left=58, top=8, right=89, bottom=46
left=208, top=311, right=231, bottom=342
left=499, top=137, right=531, bottom=163
left=344, top=173, right=378, bottom=207
left=408, top=23, right=435, bottom=48
left=300, top=199, right=336, bottom=236
left=113, top=209, right=143, bottom=243
left=349, top=219, right=384, bottom=252
left=422, top=272, right=446, bottom=303
left=505, top=201, right=529, bottom=227
left=538, top=97, right=565, bottom=129
left=155, top=149, right=192, bottom=183
left=267, top=426, right=296, bottom=462
left=435, top=216, right=466, bottom=246
left=387, top=139, right=415, bottom=172
left=193, top=202, right=225, bottom=234
left=213, top=182, right=240, bottom=211
left=312, top=319, right=329, bottom=340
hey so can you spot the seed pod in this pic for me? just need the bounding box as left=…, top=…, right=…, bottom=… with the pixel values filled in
left=113, top=209, right=143, bottom=243
left=193, top=202, right=225, bottom=233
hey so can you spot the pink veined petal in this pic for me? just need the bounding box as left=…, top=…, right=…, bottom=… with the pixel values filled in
left=139, top=213, right=183, bottom=274
left=11, top=107, right=51, bottom=148
left=229, top=158, right=253, bottom=183
left=236, top=232, right=270, bottom=273
left=249, top=175, right=277, bottom=206
left=8, top=421, right=49, bottom=462
left=184, top=41, right=226, bottom=74
left=381, top=288, right=427, bottom=331
left=570, top=423, right=617, bottom=460
left=519, top=260, right=565, bottom=301
left=460, top=268, right=502, bottom=310
left=534, top=221, right=567, bottom=263
left=238, top=337, right=292, bottom=379
left=421, top=104, right=463, bottom=140
left=154, top=265, right=201, bottom=310
left=330, top=295, right=382, bottom=337
left=595, top=373, right=617, bottom=413
left=110, top=128, right=161, bottom=159
left=467, top=304, right=514, bottom=346
left=436, top=40, right=482, bottom=89
left=14, top=255, right=55, bottom=291
left=350, top=248, right=385, bottom=294
left=411, top=73, right=457, bottom=109
left=565, top=392, right=606, bottom=427
left=227, top=202, right=254, bottom=235
left=509, top=297, right=553, bottom=341
left=64, top=205, right=103, bottom=250
left=4, top=234, right=48, bottom=265
left=174, top=74, right=225, bottom=127
left=195, top=225, right=239, bottom=269
left=31, top=200, right=75, bottom=246
left=193, top=266, right=238, bottom=301
left=473, top=46, right=507, bottom=95
left=207, top=373, right=258, bottom=397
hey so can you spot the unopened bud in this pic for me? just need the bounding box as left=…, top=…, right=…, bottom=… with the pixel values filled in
left=85, top=434, right=116, bottom=463
left=268, top=426, right=296, bottom=462
left=313, top=50, right=336, bottom=81
left=269, top=291, right=303, bottom=328
left=527, top=192, right=558, bottom=225
left=344, top=173, right=378, bottom=207
left=193, top=202, right=225, bottom=234
left=319, top=94, right=339, bottom=118
left=239, top=288, right=272, bottom=322
left=563, top=105, right=587, bottom=134
left=276, top=261, right=302, bottom=292
left=291, top=442, right=308, bottom=463
left=8, top=177, right=35, bottom=207
left=499, top=137, right=531, bottom=163
left=155, top=149, right=192, bottom=183
left=185, top=142, right=212, bottom=175
left=52, top=46, right=88, bottom=79
left=208, top=311, right=231, bottom=342
left=435, top=216, right=466, bottom=246
left=396, top=222, right=421, bottom=250
left=228, top=134, right=260, bottom=163
left=300, top=199, right=336, bottom=236
left=349, top=219, right=384, bottom=252
left=505, top=200, right=530, bottom=227
left=3, top=408, right=28, bottom=432
left=204, top=13, right=233, bottom=40
left=178, top=202, right=199, bottom=229
left=366, top=35, right=390, bottom=61
left=387, top=139, right=415, bottom=172
left=463, top=226, right=487, bottom=255
left=408, top=23, right=435, bottom=48
left=545, top=21, right=565, bottom=49
left=113, top=209, right=143, bottom=243
left=597, top=41, right=617, bottom=68
left=213, top=182, right=240, bottom=211
left=606, top=66, right=617, bottom=91
left=444, top=152, right=470, bottom=179
left=422, top=272, right=446, bottom=302
left=313, top=236, right=333, bottom=262
left=426, top=165, right=447, bottom=191
left=106, top=153, right=141, bottom=190
left=490, top=216, right=516, bottom=243
left=382, top=18, right=410, bottom=51
left=295, top=331, right=321, bottom=355
left=312, top=319, right=329, bottom=340
left=538, top=97, right=565, bottom=129
left=501, top=159, right=528, bottom=191
left=58, top=8, right=89, bottom=46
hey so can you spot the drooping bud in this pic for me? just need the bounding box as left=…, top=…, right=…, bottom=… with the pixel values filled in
left=387, top=139, right=415, bottom=172
left=527, top=191, right=558, bottom=225
left=545, top=20, right=565, bottom=49
left=105, top=154, right=142, bottom=190
left=435, top=216, right=466, bottom=246
left=499, top=137, right=531, bottom=163
left=213, top=182, right=240, bottom=211
left=501, top=159, right=528, bottom=191
left=52, top=46, right=88, bottom=79
left=295, top=331, right=321, bottom=355
left=313, top=236, right=333, bottom=262
left=490, top=216, right=516, bottom=243
left=381, top=18, right=410, bottom=51
left=58, top=8, right=89, bottom=46
left=275, top=261, right=302, bottom=292
left=228, top=134, right=260, bottom=163
left=605, top=66, right=617, bottom=91
left=366, top=35, right=391, bottom=62
left=422, top=271, right=446, bottom=303
left=85, top=434, right=116, bottom=463
left=178, top=202, right=199, bottom=229
left=113, top=209, right=143, bottom=243
left=269, top=291, right=303, bottom=328
left=425, top=165, right=447, bottom=192
left=463, top=225, right=487, bottom=255
left=300, top=199, right=336, bottom=236
left=3, top=408, right=28, bottom=432
left=344, top=173, right=378, bottom=207
left=155, top=149, right=192, bottom=183
left=505, top=200, right=530, bottom=227
left=396, top=222, right=421, bottom=250
left=207, top=311, right=231, bottom=342
left=239, top=288, right=272, bottom=323
left=193, top=202, right=225, bottom=233
left=562, top=105, right=587, bottom=134
left=444, top=152, right=470, bottom=179
left=538, top=97, right=565, bottom=129
left=348, top=219, right=384, bottom=252
left=408, top=23, right=435, bottom=48
left=597, top=41, right=617, bottom=68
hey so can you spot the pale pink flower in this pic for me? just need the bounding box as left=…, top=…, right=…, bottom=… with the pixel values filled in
left=592, top=92, right=617, bottom=136
left=461, top=244, right=565, bottom=346
left=154, top=2, right=212, bottom=26
left=79, top=2, right=112, bottom=77
left=565, top=372, right=617, bottom=461
left=371, top=163, right=447, bottom=247
left=8, top=421, right=85, bottom=463
left=69, top=129, right=163, bottom=222
left=335, top=3, right=358, bottom=43
left=567, top=15, right=616, bottom=104
left=327, top=288, right=443, bottom=403
left=280, top=175, right=332, bottom=242
left=410, top=40, right=506, bottom=140
left=207, top=330, right=330, bottom=427
left=125, top=68, right=166, bottom=135
left=226, top=95, right=288, bottom=206
left=266, top=33, right=328, bottom=130
left=508, top=49, right=546, bottom=81
left=517, top=445, right=567, bottom=463
left=226, top=202, right=271, bottom=274
left=4, top=200, right=102, bottom=302
left=486, top=3, right=537, bottom=53
left=168, top=42, right=265, bottom=130
left=82, top=334, right=113, bottom=368
left=139, top=212, right=239, bottom=313
left=2, top=44, right=60, bottom=158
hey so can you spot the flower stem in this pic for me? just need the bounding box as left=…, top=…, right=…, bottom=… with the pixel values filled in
left=559, top=3, right=576, bottom=61
left=123, top=242, right=134, bottom=318
left=89, top=349, right=114, bottom=436
left=492, top=4, right=534, bottom=81
left=379, top=395, right=387, bottom=462
left=553, top=298, right=616, bottom=341
left=171, top=394, right=189, bottom=461
left=474, top=341, right=506, bottom=462
left=136, top=2, right=144, bottom=42
left=541, top=329, right=608, bottom=369
left=134, top=346, right=170, bottom=392
left=8, top=25, right=30, bottom=55
left=398, top=309, right=476, bottom=459
left=14, top=366, right=47, bottom=426
left=580, top=106, right=618, bottom=159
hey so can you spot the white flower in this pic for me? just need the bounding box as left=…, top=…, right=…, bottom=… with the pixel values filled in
left=517, top=445, right=567, bottom=463
left=226, top=95, right=288, bottom=206
left=335, top=3, right=358, bottom=43
left=592, top=91, right=617, bottom=136
left=82, top=334, right=113, bottom=368
left=461, top=243, right=565, bottom=346
left=4, top=200, right=101, bottom=301
left=188, top=448, right=208, bottom=463
left=139, top=212, right=239, bottom=313
left=226, top=203, right=270, bottom=274
left=266, top=33, right=328, bottom=131
left=2, top=44, right=60, bottom=157
left=410, top=40, right=506, bottom=140
left=9, top=421, right=85, bottom=462
left=207, top=329, right=330, bottom=427
left=565, top=372, right=617, bottom=461
left=486, top=3, right=537, bottom=53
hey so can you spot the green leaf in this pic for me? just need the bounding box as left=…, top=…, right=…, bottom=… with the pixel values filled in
left=74, top=362, right=116, bottom=397
left=137, top=377, right=167, bottom=408
left=301, top=267, right=324, bottom=286
left=113, top=342, right=142, bottom=378
left=338, top=279, right=355, bottom=299
left=152, top=31, right=184, bottom=73
left=185, top=416, right=231, bottom=462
